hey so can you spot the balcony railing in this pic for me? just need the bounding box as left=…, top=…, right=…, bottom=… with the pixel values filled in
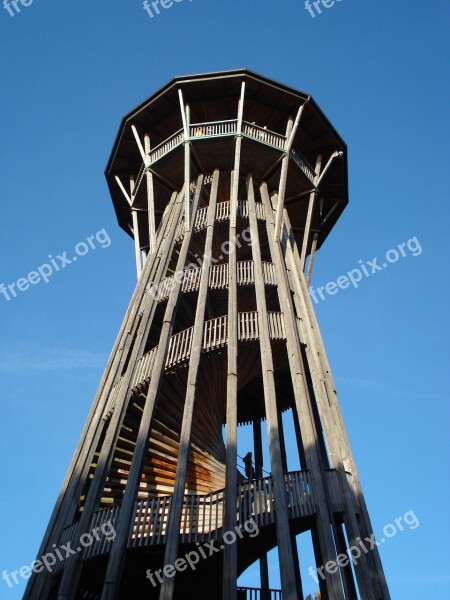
left=290, top=147, right=316, bottom=184
left=190, top=120, right=238, bottom=138
left=237, top=588, right=282, bottom=600
left=149, top=128, right=184, bottom=164
left=55, top=469, right=352, bottom=566
left=129, top=311, right=287, bottom=393
left=174, top=199, right=266, bottom=242
left=128, top=121, right=317, bottom=200
left=242, top=122, right=286, bottom=151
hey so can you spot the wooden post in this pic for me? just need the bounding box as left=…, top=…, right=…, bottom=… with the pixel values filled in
left=144, top=133, right=156, bottom=254
left=260, top=183, right=345, bottom=600
left=299, top=154, right=322, bottom=271
left=41, top=194, right=180, bottom=600
left=247, top=175, right=299, bottom=599
left=334, top=522, right=359, bottom=600
left=179, top=90, right=191, bottom=231
left=54, top=192, right=184, bottom=600
left=281, top=207, right=384, bottom=600
left=274, top=118, right=293, bottom=243
left=253, top=419, right=263, bottom=479
left=100, top=178, right=204, bottom=600
left=159, top=170, right=219, bottom=600
left=274, top=100, right=307, bottom=242
left=278, top=411, right=288, bottom=473
left=253, top=419, right=270, bottom=598
left=305, top=233, right=318, bottom=286
left=222, top=81, right=245, bottom=600
left=130, top=176, right=142, bottom=278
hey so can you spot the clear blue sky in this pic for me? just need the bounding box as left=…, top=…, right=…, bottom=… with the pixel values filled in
left=0, top=1, right=449, bottom=598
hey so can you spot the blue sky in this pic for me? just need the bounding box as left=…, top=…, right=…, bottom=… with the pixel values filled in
left=0, top=0, right=449, bottom=598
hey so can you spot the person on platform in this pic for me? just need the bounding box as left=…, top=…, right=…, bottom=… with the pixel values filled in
left=243, top=452, right=255, bottom=480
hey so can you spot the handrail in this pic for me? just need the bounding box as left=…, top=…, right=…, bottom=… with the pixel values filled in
left=127, top=123, right=317, bottom=201
left=242, top=121, right=286, bottom=151
left=128, top=470, right=313, bottom=547
left=190, top=120, right=237, bottom=138
left=148, top=128, right=184, bottom=164
left=290, top=147, right=316, bottom=184
left=237, top=588, right=282, bottom=600
left=151, top=261, right=277, bottom=303
left=175, top=199, right=266, bottom=242
left=55, top=471, right=316, bottom=561
left=130, top=311, right=287, bottom=393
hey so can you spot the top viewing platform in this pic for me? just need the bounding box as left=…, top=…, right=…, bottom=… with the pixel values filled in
left=105, top=69, right=348, bottom=254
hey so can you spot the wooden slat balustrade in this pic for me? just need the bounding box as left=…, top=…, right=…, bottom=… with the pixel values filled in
left=130, top=312, right=288, bottom=394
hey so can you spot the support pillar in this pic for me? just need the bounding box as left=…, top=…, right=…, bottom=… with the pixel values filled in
left=159, top=170, right=219, bottom=600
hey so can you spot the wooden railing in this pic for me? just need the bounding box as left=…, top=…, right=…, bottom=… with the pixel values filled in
left=131, top=311, right=287, bottom=393
left=54, top=506, right=119, bottom=571
left=237, top=588, right=282, bottom=600
left=175, top=199, right=266, bottom=241
left=152, top=261, right=277, bottom=303
left=209, top=263, right=229, bottom=289
left=129, top=124, right=314, bottom=200
left=290, top=147, right=316, bottom=184
left=128, top=470, right=314, bottom=547
left=130, top=347, right=157, bottom=391
left=190, top=120, right=237, bottom=138
left=56, top=470, right=348, bottom=561
left=242, top=121, right=286, bottom=151
left=149, top=129, right=184, bottom=164
left=166, top=326, right=194, bottom=368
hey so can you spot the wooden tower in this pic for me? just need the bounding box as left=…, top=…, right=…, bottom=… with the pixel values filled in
left=25, top=70, right=390, bottom=600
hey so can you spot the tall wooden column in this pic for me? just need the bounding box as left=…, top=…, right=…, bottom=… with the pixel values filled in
left=222, top=81, right=245, bottom=600
left=100, top=178, right=204, bottom=600
left=248, top=175, right=299, bottom=599
left=159, top=170, right=220, bottom=600
left=56, top=191, right=184, bottom=600
left=261, top=183, right=345, bottom=600
left=253, top=420, right=270, bottom=597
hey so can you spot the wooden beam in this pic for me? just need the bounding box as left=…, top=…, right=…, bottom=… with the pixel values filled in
left=274, top=100, right=308, bottom=242
left=305, top=233, right=318, bottom=286
left=273, top=118, right=293, bottom=243
left=253, top=419, right=270, bottom=598
left=131, top=125, right=147, bottom=163
left=100, top=177, right=204, bottom=600
left=222, top=82, right=245, bottom=600
left=130, top=176, right=142, bottom=279
left=159, top=170, right=219, bottom=600
left=53, top=192, right=183, bottom=600
left=260, top=183, right=345, bottom=600
left=285, top=98, right=309, bottom=151
left=299, top=154, right=322, bottom=271
left=179, top=90, right=191, bottom=231
left=247, top=175, right=299, bottom=599
left=144, top=133, right=156, bottom=254
left=115, top=175, right=132, bottom=206
left=316, top=150, right=343, bottom=187
left=280, top=206, right=382, bottom=600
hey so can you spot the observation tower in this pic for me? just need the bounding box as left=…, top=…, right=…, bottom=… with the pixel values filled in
left=25, top=70, right=390, bottom=600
